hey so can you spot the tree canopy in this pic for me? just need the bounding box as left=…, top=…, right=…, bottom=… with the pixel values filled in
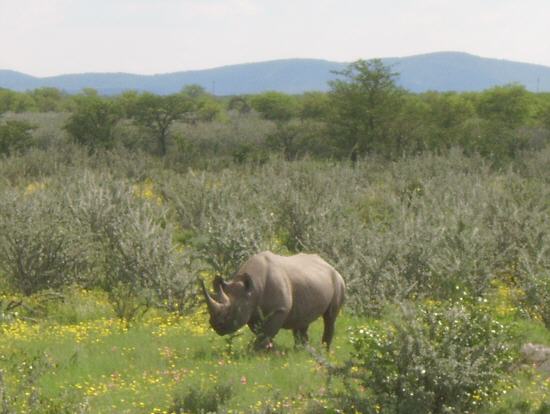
left=64, top=95, right=122, bottom=152
left=130, top=93, right=193, bottom=156
left=327, top=59, right=404, bottom=160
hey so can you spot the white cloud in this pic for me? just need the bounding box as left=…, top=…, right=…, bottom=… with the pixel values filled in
left=0, top=0, right=71, bottom=31
left=1, top=0, right=549, bottom=76
left=181, top=0, right=259, bottom=18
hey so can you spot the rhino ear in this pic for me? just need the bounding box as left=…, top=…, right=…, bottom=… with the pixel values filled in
left=243, top=273, right=253, bottom=295
left=213, top=275, right=225, bottom=288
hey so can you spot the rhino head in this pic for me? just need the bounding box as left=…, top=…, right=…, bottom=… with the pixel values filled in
left=199, top=274, right=255, bottom=336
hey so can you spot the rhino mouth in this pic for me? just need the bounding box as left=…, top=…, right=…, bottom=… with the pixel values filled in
left=212, top=324, right=231, bottom=335
left=210, top=317, right=239, bottom=336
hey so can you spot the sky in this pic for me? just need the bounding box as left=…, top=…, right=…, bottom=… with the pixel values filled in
left=1, top=0, right=549, bottom=77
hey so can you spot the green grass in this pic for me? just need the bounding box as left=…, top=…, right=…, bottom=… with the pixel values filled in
left=0, top=291, right=361, bottom=413
left=1, top=289, right=549, bottom=413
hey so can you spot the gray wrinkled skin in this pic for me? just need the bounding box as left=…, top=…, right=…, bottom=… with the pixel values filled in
left=200, top=251, right=345, bottom=349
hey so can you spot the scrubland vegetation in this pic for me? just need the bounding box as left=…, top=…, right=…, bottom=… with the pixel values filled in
left=1, top=61, right=550, bottom=413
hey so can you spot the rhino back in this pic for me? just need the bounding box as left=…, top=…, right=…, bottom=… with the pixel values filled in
left=243, top=252, right=342, bottom=328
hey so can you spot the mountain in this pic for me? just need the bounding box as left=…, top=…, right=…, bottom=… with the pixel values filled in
left=384, top=52, right=550, bottom=92
left=0, top=70, right=42, bottom=91
left=1, top=52, right=550, bottom=95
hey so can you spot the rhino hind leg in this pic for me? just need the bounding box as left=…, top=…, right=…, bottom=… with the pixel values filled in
left=321, top=317, right=335, bottom=349
left=322, top=304, right=340, bottom=349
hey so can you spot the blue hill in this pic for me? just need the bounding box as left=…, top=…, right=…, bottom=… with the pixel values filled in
left=2, top=52, right=550, bottom=95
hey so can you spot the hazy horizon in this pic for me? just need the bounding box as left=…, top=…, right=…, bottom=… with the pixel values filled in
left=7, top=51, right=550, bottom=78
left=2, top=0, right=549, bottom=77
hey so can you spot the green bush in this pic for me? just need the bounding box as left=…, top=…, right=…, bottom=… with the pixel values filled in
left=265, top=123, right=303, bottom=161
left=0, top=190, right=89, bottom=295
left=170, top=382, right=233, bottom=414
left=99, top=204, right=191, bottom=320
left=332, top=302, right=514, bottom=414
left=62, top=173, right=192, bottom=320
left=193, top=213, right=268, bottom=278
left=0, top=140, right=548, bottom=322
left=0, top=351, right=90, bottom=414
left=521, top=267, right=550, bottom=330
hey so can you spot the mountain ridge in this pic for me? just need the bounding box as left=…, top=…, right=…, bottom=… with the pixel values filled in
left=2, top=52, right=550, bottom=95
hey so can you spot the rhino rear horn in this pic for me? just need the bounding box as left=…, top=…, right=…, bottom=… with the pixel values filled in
left=199, top=277, right=224, bottom=314
left=213, top=276, right=230, bottom=305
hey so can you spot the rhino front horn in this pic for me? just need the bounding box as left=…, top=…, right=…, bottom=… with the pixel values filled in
left=199, top=278, right=223, bottom=314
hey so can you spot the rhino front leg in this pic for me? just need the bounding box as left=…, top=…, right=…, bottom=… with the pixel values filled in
left=292, top=327, right=309, bottom=347
left=252, top=309, right=287, bottom=350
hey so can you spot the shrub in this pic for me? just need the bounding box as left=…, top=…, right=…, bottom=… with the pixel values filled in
left=62, top=173, right=193, bottom=320
left=521, top=266, right=550, bottom=330
left=0, top=351, right=90, bottom=414
left=331, top=302, right=514, bottom=414
left=231, top=142, right=269, bottom=165
left=98, top=202, right=191, bottom=321
left=193, top=214, right=267, bottom=278
left=170, top=382, right=233, bottom=414
left=265, top=123, right=303, bottom=161
left=0, top=189, right=88, bottom=295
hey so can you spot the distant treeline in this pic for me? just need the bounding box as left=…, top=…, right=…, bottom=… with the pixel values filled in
left=1, top=59, right=550, bottom=165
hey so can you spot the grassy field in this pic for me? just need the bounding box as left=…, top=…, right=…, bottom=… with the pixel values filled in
left=1, top=285, right=550, bottom=413
left=1, top=288, right=362, bottom=413
left=1, top=112, right=550, bottom=412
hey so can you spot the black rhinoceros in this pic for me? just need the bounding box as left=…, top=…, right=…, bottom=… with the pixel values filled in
left=199, top=251, right=345, bottom=349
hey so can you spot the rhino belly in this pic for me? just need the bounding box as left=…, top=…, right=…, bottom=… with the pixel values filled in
left=282, top=284, right=333, bottom=329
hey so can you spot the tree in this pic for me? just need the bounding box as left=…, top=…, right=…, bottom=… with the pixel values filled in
left=181, top=84, right=208, bottom=99
left=116, top=90, right=141, bottom=117
left=130, top=93, right=193, bottom=156
left=422, top=92, right=475, bottom=130
left=0, top=120, right=35, bottom=156
left=538, top=97, right=550, bottom=130
left=64, top=95, right=122, bottom=152
left=327, top=59, right=403, bottom=160
left=195, top=99, right=223, bottom=123
left=179, top=84, right=223, bottom=123
left=420, top=92, right=476, bottom=151
left=477, top=84, right=531, bottom=128
left=251, top=92, right=298, bottom=123
left=0, top=89, right=13, bottom=115
left=299, top=91, right=330, bottom=121
left=250, top=92, right=302, bottom=160
left=384, top=93, right=431, bottom=156
left=0, top=89, right=35, bottom=113
left=30, top=87, right=66, bottom=112
left=227, top=96, right=251, bottom=115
